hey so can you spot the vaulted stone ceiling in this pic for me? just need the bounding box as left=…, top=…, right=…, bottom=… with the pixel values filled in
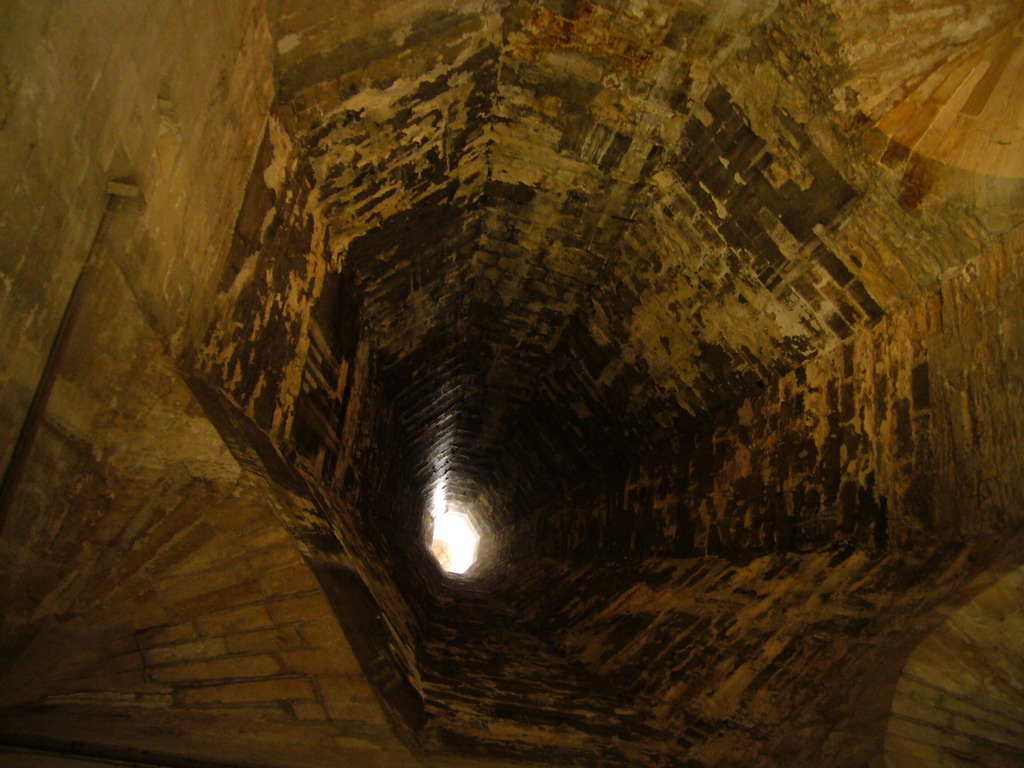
left=268, top=0, right=1021, bottom=518
left=2, top=1, right=1024, bottom=767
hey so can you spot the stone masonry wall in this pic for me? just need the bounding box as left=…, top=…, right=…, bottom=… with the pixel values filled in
left=516, top=222, right=1024, bottom=559
left=0, top=0, right=274, bottom=479
left=503, top=539, right=1024, bottom=768
left=186, top=112, right=439, bottom=743
left=687, top=223, right=1024, bottom=554
left=0, top=258, right=411, bottom=767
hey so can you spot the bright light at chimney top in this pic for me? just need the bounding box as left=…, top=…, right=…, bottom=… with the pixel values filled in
left=428, top=485, right=480, bottom=575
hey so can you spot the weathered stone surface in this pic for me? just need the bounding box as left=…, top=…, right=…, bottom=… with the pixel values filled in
left=885, top=565, right=1024, bottom=768
left=0, top=0, right=274, bottom=479
left=493, top=538, right=1024, bottom=768
left=2, top=1, right=1023, bottom=767
left=516, top=224, right=1024, bottom=562
left=0, top=266, right=412, bottom=766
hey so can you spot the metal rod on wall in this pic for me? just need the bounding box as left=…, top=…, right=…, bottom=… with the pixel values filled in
left=0, top=181, right=140, bottom=528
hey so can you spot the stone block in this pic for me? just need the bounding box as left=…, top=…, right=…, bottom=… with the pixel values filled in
left=225, top=626, right=306, bottom=655
left=280, top=648, right=361, bottom=677
left=136, top=622, right=198, bottom=649
left=291, top=700, right=328, bottom=721
left=142, top=637, right=229, bottom=666
left=267, top=593, right=331, bottom=624
left=180, top=676, right=316, bottom=705
left=259, top=563, right=321, bottom=597
left=194, top=604, right=276, bottom=637
left=150, top=654, right=282, bottom=683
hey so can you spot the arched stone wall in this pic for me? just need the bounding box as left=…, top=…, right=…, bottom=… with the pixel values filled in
left=885, top=565, right=1024, bottom=768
